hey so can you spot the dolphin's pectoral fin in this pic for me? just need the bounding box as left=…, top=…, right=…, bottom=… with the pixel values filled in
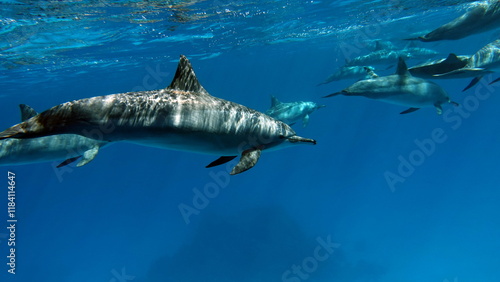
left=56, top=156, right=81, bottom=168
left=489, top=77, right=500, bottom=85
left=206, top=156, right=238, bottom=168
left=463, top=76, right=483, bottom=92
left=400, top=107, right=420, bottom=114
left=435, top=104, right=443, bottom=115
left=302, top=115, right=310, bottom=127
left=76, top=145, right=100, bottom=167
left=230, top=148, right=262, bottom=175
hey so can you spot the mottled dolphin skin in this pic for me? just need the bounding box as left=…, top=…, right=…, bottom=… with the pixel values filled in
left=0, top=105, right=108, bottom=167
left=408, top=53, right=470, bottom=79
left=433, top=39, right=500, bottom=90
left=318, top=66, right=375, bottom=85
left=324, top=58, right=458, bottom=115
left=407, top=1, right=500, bottom=42
left=265, top=96, right=325, bottom=127
left=0, top=55, right=316, bottom=175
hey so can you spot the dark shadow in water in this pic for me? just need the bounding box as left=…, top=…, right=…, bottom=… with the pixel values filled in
left=146, top=206, right=387, bottom=282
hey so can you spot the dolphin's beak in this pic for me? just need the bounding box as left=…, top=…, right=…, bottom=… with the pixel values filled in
left=317, top=104, right=327, bottom=109
left=322, top=92, right=342, bottom=98
left=287, top=135, right=317, bottom=145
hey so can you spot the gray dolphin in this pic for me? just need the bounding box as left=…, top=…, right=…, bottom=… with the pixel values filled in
left=433, top=39, right=500, bottom=91
left=324, top=58, right=458, bottom=115
left=0, top=55, right=316, bottom=175
left=345, top=48, right=438, bottom=67
left=409, top=53, right=470, bottom=79
left=0, top=105, right=109, bottom=167
left=318, top=66, right=375, bottom=85
left=407, top=1, right=500, bottom=42
left=265, top=96, right=325, bottom=127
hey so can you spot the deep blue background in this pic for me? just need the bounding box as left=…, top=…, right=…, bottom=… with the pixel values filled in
left=1, top=1, right=499, bottom=281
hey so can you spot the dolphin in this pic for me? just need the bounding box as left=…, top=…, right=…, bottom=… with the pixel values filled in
left=433, top=39, right=500, bottom=91
left=345, top=50, right=410, bottom=67
left=345, top=48, right=438, bottom=67
left=318, top=66, right=375, bottom=85
left=264, top=96, right=325, bottom=127
left=408, top=53, right=470, bottom=79
left=324, top=58, right=458, bottom=115
left=0, top=55, right=316, bottom=175
left=406, top=1, right=500, bottom=42
left=0, top=104, right=109, bottom=167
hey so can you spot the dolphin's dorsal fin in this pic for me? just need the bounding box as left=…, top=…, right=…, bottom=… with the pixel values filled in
left=443, top=53, right=463, bottom=65
left=19, top=104, right=38, bottom=121
left=374, top=40, right=383, bottom=51
left=395, top=57, right=410, bottom=76
left=167, top=55, right=207, bottom=94
left=270, top=95, right=281, bottom=107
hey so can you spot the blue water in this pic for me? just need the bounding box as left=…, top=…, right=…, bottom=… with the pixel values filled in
left=1, top=1, right=500, bottom=281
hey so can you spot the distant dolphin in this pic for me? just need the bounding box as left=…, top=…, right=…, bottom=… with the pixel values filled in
left=318, top=66, right=375, bottom=85
left=433, top=39, right=500, bottom=91
left=406, top=1, right=500, bottom=42
left=345, top=48, right=438, bottom=67
left=0, top=105, right=108, bottom=167
left=409, top=53, right=470, bottom=79
left=0, top=55, right=316, bottom=175
left=345, top=50, right=409, bottom=67
left=324, top=58, right=458, bottom=115
left=265, top=96, right=325, bottom=127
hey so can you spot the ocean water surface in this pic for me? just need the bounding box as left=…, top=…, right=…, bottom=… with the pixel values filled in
left=1, top=0, right=500, bottom=281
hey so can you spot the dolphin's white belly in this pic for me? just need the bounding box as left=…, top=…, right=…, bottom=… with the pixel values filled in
left=125, top=131, right=256, bottom=155
left=377, top=91, right=437, bottom=107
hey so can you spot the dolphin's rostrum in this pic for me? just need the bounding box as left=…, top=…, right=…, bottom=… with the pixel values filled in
left=0, top=55, right=316, bottom=175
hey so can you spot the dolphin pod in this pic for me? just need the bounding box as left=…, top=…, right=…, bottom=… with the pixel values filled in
left=407, top=1, right=500, bottom=42
left=0, top=55, right=316, bottom=175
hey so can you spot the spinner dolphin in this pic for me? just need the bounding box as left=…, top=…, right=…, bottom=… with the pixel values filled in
left=0, top=105, right=108, bottom=167
left=265, top=96, right=325, bottom=127
left=324, top=58, right=458, bottom=115
left=406, top=1, right=500, bottom=42
left=0, top=55, right=316, bottom=175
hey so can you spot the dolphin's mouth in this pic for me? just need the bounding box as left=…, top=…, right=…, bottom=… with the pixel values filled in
left=286, top=135, right=317, bottom=145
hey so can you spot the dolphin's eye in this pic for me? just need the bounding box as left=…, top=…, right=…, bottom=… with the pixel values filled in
left=279, top=135, right=285, bottom=139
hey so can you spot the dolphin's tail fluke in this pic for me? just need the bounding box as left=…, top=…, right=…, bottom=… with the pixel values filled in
left=0, top=124, right=25, bottom=140
left=322, top=92, right=342, bottom=98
